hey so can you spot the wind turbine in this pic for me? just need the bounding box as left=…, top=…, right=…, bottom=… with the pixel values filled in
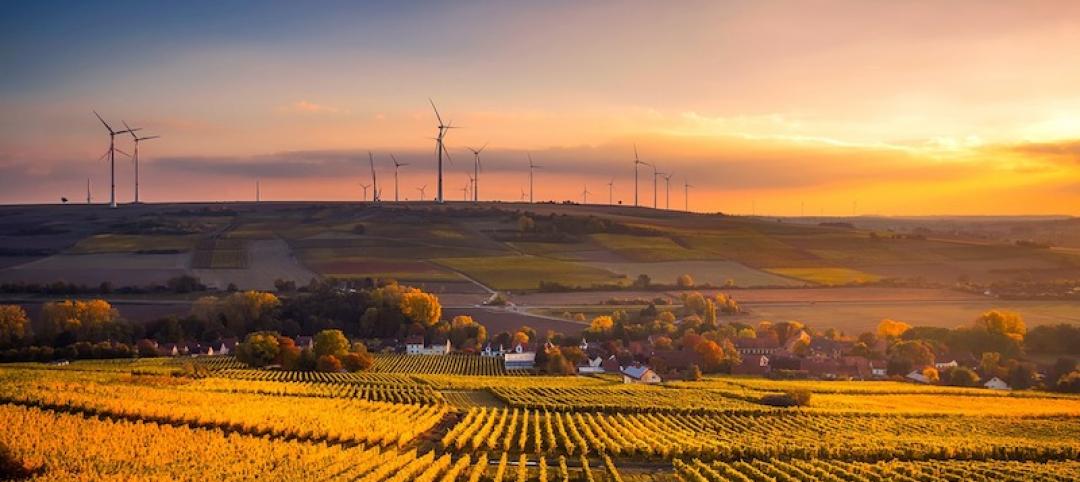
left=527, top=153, right=542, bottom=204
left=429, top=99, right=458, bottom=204
left=652, top=165, right=663, bottom=209
left=633, top=144, right=649, bottom=207
left=390, top=154, right=408, bottom=202
left=466, top=143, right=487, bottom=202
left=416, top=185, right=428, bottom=201
left=663, top=172, right=674, bottom=210
left=607, top=178, right=615, bottom=205
left=520, top=187, right=526, bottom=202
left=256, top=180, right=261, bottom=202
left=93, top=111, right=138, bottom=208
left=461, top=178, right=471, bottom=201
left=683, top=179, right=692, bottom=212
left=360, top=183, right=371, bottom=201
left=86, top=178, right=92, bottom=204
left=368, top=152, right=379, bottom=203
left=122, top=121, right=158, bottom=204
left=582, top=184, right=591, bottom=205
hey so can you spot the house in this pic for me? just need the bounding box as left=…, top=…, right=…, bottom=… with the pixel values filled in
left=159, top=343, right=180, bottom=357
left=405, top=336, right=451, bottom=355
left=935, top=360, right=959, bottom=370
left=481, top=343, right=506, bottom=357
left=621, top=365, right=662, bottom=384
left=734, top=337, right=781, bottom=356
left=808, top=338, right=853, bottom=359
left=906, top=370, right=932, bottom=384
left=601, top=355, right=621, bottom=373
left=504, top=344, right=536, bottom=370
left=295, top=336, right=314, bottom=351
left=870, top=360, right=888, bottom=378
left=984, top=377, right=1011, bottom=390
left=217, top=337, right=239, bottom=356
left=649, top=350, right=701, bottom=379
left=733, top=354, right=771, bottom=376
left=577, top=356, right=605, bottom=374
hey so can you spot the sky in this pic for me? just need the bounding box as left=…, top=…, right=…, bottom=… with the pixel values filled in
left=1, top=0, right=1078, bottom=215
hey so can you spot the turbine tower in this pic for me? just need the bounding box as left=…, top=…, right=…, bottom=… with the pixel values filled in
left=683, top=179, right=692, bottom=212
left=360, top=183, right=371, bottom=201
left=122, top=121, right=158, bottom=204
left=429, top=99, right=457, bottom=204
left=652, top=165, right=662, bottom=209
left=663, top=172, right=674, bottom=210
left=520, top=187, right=526, bottom=202
left=582, top=184, right=591, bottom=205
left=461, top=179, right=471, bottom=201
left=527, top=153, right=542, bottom=204
left=466, top=143, right=487, bottom=202
left=93, top=111, right=138, bottom=208
left=86, top=178, right=91, bottom=204
left=390, top=154, right=408, bottom=202
left=607, top=178, right=615, bottom=205
left=368, top=152, right=379, bottom=203
left=416, top=185, right=427, bottom=201
left=633, top=144, right=649, bottom=207
left=256, top=180, right=261, bottom=202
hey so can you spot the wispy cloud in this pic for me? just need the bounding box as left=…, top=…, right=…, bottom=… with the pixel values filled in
left=279, top=100, right=346, bottom=115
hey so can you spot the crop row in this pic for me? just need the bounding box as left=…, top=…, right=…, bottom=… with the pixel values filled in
left=371, top=353, right=530, bottom=376
left=673, top=457, right=1080, bottom=482
left=444, top=407, right=1080, bottom=461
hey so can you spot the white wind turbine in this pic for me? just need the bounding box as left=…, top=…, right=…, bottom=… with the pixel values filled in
left=92, top=111, right=138, bottom=208
left=122, top=120, right=158, bottom=204
left=527, top=153, right=542, bottom=204
left=607, top=178, right=615, bottom=205
left=390, top=154, right=408, bottom=202
left=466, top=143, right=487, bottom=202
left=429, top=99, right=458, bottom=203
left=633, top=144, right=649, bottom=207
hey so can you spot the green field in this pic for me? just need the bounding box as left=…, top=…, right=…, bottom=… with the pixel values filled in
left=434, top=255, right=628, bottom=290
left=766, top=267, right=882, bottom=285
left=586, top=260, right=805, bottom=287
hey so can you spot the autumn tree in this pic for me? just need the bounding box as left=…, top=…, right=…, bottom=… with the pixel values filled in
left=341, top=343, right=374, bottom=371
left=715, top=293, right=741, bottom=314
left=192, top=291, right=280, bottom=335
left=973, top=310, right=1026, bottom=340
left=676, top=274, right=694, bottom=288
left=944, top=366, right=980, bottom=387
left=235, top=331, right=281, bottom=367
left=40, top=299, right=119, bottom=343
left=313, top=329, right=350, bottom=359
left=399, top=288, right=441, bottom=327
left=589, top=315, right=614, bottom=333
left=887, top=339, right=935, bottom=375
left=449, top=315, right=487, bottom=350
left=316, top=354, right=343, bottom=372
left=682, top=292, right=707, bottom=316
left=0, top=305, right=29, bottom=348
left=876, top=319, right=911, bottom=340
left=694, top=339, right=741, bottom=373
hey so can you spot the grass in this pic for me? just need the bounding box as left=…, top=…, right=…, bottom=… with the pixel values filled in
left=589, top=233, right=715, bottom=261
left=765, top=267, right=881, bottom=285
left=70, top=234, right=199, bottom=254
left=433, top=255, right=627, bottom=291
left=305, top=257, right=463, bottom=282
left=584, top=260, right=805, bottom=287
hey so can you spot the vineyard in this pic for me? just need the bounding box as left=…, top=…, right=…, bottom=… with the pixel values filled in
left=371, top=353, right=528, bottom=376
left=1, top=360, right=1078, bottom=481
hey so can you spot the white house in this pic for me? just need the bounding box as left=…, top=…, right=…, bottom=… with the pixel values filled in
left=935, top=360, right=959, bottom=370
left=870, top=361, right=887, bottom=378
left=481, top=343, right=506, bottom=357
left=503, top=343, right=536, bottom=370
left=621, top=365, right=662, bottom=384
left=984, top=377, right=1011, bottom=390
left=577, top=356, right=605, bottom=374
left=405, top=336, right=451, bottom=355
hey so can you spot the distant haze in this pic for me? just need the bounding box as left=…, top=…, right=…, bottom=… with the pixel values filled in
left=1, top=1, right=1078, bottom=214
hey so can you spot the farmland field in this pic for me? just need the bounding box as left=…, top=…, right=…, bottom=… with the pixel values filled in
left=765, top=267, right=882, bottom=285
left=435, top=255, right=628, bottom=291
left=585, top=260, right=805, bottom=287
left=1, top=360, right=1078, bottom=481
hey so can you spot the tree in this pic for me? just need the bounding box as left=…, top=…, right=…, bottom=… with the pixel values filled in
left=921, top=366, right=940, bottom=383
left=737, top=327, right=756, bottom=339
left=341, top=343, right=374, bottom=371
left=1007, top=361, right=1038, bottom=389
left=316, top=354, right=343, bottom=372
left=703, top=299, right=717, bottom=326
left=676, top=274, right=694, bottom=288
left=715, top=294, right=741, bottom=314
left=1057, top=371, right=1080, bottom=393
left=449, top=315, right=487, bottom=350
left=973, top=310, right=1026, bottom=341
left=887, top=340, right=934, bottom=375
left=694, top=339, right=740, bottom=373
left=944, top=366, right=980, bottom=387
left=314, top=329, right=350, bottom=359
left=235, top=331, right=281, bottom=367
left=192, top=291, right=280, bottom=335
left=589, top=316, right=614, bottom=333
left=876, top=319, right=911, bottom=339
left=511, top=330, right=530, bottom=347
left=136, top=339, right=159, bottom=358
left=399, top=288, right=441, bottom=327
left=0, top=305, right=29, bottom=348
left=40, top=299, right=119, bottom=343
left=980, top=352, right=1003, bottom=379
left=633, top=274, right=651, bottom=289
left=682, top=292, right=707, bottom=316
left=276, top=336, right=302, bottom=369
left=687, top=364, right=703, bottom=381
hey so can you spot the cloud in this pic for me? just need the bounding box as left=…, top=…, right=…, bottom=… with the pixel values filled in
left=1005, top=139, right=1080, bottom=164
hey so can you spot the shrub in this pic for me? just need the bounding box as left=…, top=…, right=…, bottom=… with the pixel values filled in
left=759, top=389, right=812, bottom=407
left=316, top=354, right=342, bottom=372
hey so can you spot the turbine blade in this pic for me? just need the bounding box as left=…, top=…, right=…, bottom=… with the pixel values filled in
left=114, top=148, right=132, bottom=158
left=429, top=98, right=444, bottom=125
left=93, top=110, right=113, bottom=133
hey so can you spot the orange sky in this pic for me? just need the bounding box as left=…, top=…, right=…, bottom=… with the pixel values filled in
left=1, top=1, right=1078, bottom=214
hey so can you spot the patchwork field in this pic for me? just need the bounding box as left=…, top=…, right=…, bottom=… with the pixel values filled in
left=434, top=255, right=628, bottom=291
left=766, top=267, right=882, bottom=285
left=0, top=252, right=190, bottom=286
left=586, top=260, right=805, bottom=287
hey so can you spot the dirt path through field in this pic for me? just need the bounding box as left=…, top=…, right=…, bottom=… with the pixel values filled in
left=193, top=238, right=318, bottom=290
